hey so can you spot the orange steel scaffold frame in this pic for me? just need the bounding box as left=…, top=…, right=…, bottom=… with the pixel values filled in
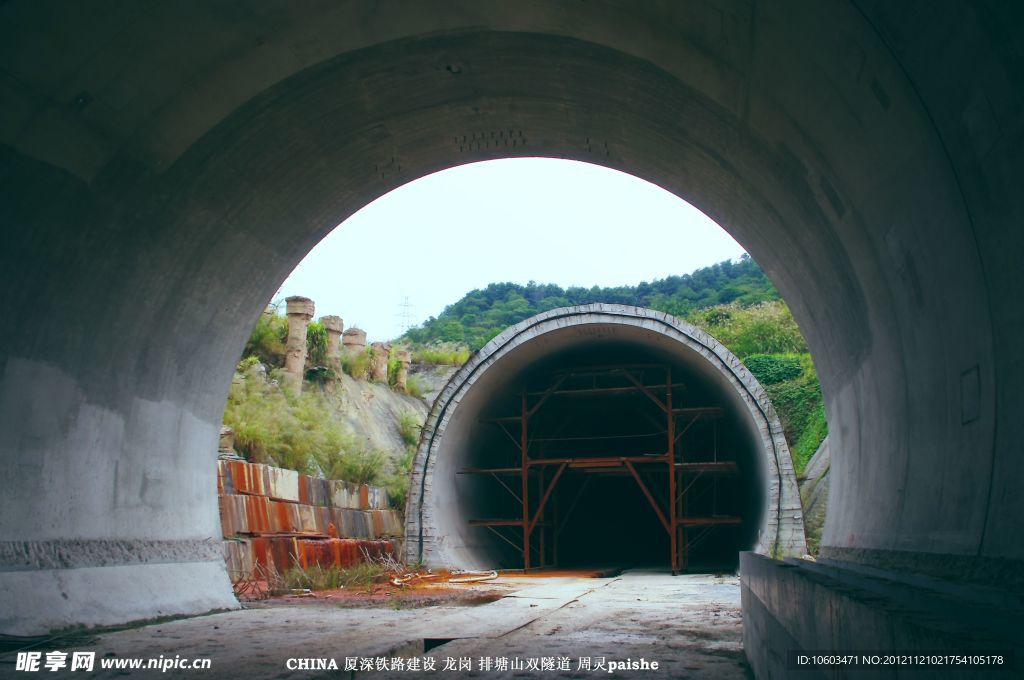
left=460, top=364, right=741, bottom=574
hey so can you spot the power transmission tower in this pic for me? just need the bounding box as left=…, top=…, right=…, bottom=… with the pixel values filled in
left=396, top=296, right=415, bottom=333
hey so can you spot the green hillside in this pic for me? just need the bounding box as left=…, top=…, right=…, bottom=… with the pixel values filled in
left=405, top=255, right=778, bottom=350
left=403, top=256, right=826, bottom=474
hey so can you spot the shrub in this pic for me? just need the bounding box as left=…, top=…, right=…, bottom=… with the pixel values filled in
left=792, top=403, right=828, bottom=474
left=321, top=446, right=386, bottom=486
left=384, top=446, right=415, bottom=512
left=744, top=354, right=804, bottom=385
left=305, top=320, right=329, bottom=368
left=236, top=355, right=262, bottom=372
left=763, top=354, right=827, bottom=473
left=397, top=411, right=422, bottom=449
left=223, top=373, right=345, bottom=474
left=304, top=365, right=337, bottom=386
left=687, top=301, right=807, bottom=357
left=411, top=343, right=470, bottom=366
left=341, top=349, right=372, bottom=380
left=387, top=354, right=402, bottom=387
left=405, top=375, right=426, bottom=399
left=244, top=306, right=289, bottom=368
left=283, top=562, right=387, bottom=592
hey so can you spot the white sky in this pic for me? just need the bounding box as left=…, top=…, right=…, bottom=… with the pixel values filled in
left=275, top=158, right=746, bottom=341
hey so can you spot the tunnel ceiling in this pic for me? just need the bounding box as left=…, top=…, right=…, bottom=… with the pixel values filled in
left=1, top=1, right=1022, bottom=633
left=407, top=305, right=805, bottom=571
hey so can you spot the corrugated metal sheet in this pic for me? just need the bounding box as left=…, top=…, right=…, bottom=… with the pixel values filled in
left=220, top=460, right=406, bottom=579
left=328, top=480, right=361, bottom=508
left=239, top=537, right=396, bottom=578
left=220, top=494, right=278, bottom=536
left=223, top=539, right=254, bottom=579
left=331, top=508, right=364, bottom=538
left=296, top=504, right=319, bottom=534
left=367, top=509, right=402, bottom=537
left=230, top=460, right=266, bottom=495
left=219, top=495, right=247, bottom=536
left=315, top=506, right=332, bottom=536
left=217, top=460, right=235, bottom=495
left=299, top=475, right=331, bottom=506
left=366, top=485, right=389, bottom=510
left=244, top=495, right=273, bottom=534
left=263, top=466, right=300, bottom=502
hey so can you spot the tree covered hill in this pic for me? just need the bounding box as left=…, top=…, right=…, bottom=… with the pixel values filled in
left=402, top=255, right=826, bottom=484
left=404, top=254, right=779, bottom=350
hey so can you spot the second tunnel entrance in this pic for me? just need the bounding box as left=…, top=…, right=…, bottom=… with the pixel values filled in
left=407, top=305, right=805, bottom=572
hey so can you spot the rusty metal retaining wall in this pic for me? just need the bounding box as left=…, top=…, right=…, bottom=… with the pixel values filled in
left=217, top=460, right=402, bottom=580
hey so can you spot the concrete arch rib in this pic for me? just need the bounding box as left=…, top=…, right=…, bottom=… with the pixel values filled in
left=406, top=305, right=805, bottom=569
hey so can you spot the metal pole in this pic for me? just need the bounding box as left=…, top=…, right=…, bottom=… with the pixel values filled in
left=667, top=366, right=679, bottom=574
left=521, top=389, right=530, bottom=570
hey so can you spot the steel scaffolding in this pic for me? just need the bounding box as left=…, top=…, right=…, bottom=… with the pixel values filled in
left=460, top=363, right=741, bottom=573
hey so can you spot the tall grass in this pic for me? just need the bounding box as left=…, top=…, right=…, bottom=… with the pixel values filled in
left=242, top=304, right=333, bottom=371
left=404, top=375, right=426, bottom=399
left=283, top=562, right=387, bottom=592
left=341, top=349, right=372, bottom=380
left=687, top=301, right=807, bottom=357
left=244, top=306, right=289, bottom=368
left=411, top=343, right=470, bottom=366
left=397, top=411, right=422, bottom=448
left=223, top=371, right=387, bottom=482
left=384, top=446, right=416, bottom=512
left=305, top=321, right=329, bottom=367
left=323, top=446, right=386, bottom=486
left=686, top=301, right=827, bottom=474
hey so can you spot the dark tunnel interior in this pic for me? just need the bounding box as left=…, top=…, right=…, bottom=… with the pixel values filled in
left=449, top=341, right=764, bottom=572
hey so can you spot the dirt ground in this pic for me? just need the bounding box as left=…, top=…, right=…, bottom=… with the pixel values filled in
left=0, top=570, right=749, bottom=679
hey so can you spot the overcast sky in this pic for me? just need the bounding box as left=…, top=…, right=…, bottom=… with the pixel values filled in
left=274, top=158, right=746, bottom=341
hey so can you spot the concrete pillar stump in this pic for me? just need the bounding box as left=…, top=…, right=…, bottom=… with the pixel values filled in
left=284, top=296, right=315, bottom=393
left=342, top=328, right=367, bottom=354
left=369, top=342, right=390, bottom=383
left=320, top=315, right=344, bottom=373
left=395, top=350, right=411, bottom=391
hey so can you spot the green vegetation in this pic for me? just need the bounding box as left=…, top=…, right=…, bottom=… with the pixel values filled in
left=688, top=301, right=806, bottom=356
left=687, top=304, right=824, bottom=474
left=225, top=367, right=345, bottom=475
left=305, top=320, right=328, bottom=367
left=397, top=411, right=422, bottom=448
left=283, top=562, right=387, bottom=592
left=243, top=307, right=289, bottom=367
left=411, top=343, right=471, bottom=366
left=404, top=375, right=426, bottom=399
left=341, top=348, right=372, bottom=380
left=323, top=446, right=386, bottom=486
left=242, top=304, right=329, bottom=373
left=384, top=447, right=415, bottom=512
left=224, top=367, right=393, bottom=486
left=224, top=360, right=424, bottom=509
left=404, top=255, right=777, bottom=351
left=743, top=354, right=804, bottom=385
left=385, top=412, right=422, bottom=511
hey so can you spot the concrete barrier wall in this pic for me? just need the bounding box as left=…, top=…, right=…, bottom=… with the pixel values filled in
left=740, top=552, right=1021, bottom=679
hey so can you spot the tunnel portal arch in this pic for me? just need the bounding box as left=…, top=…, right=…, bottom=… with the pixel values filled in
left=407, top=305, right=806, bottom=571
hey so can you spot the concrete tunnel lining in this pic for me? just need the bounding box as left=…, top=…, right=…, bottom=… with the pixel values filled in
left=407, top=305, right=805, bottom=570
left=2, top=0, right=1022, bottom=637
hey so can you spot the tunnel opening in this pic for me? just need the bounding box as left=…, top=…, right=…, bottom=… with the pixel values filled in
left=410, top=306, right=803, bottom=574
left=461, top=346, right=758, bottom=573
